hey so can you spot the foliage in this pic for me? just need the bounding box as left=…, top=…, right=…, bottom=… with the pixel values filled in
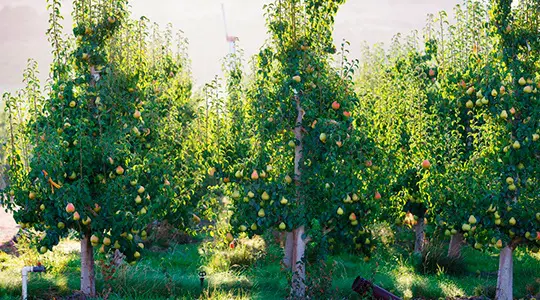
left=355, top=0, right=539, bottom=254
left=223, top=0, right=379, bottom=255
left=0, top=3, right=195, bottom=298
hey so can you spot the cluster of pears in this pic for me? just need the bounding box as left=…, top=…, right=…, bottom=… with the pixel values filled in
left=89, top=230, right=146, bottom=264
left=464, top=86, right=492, bottom=109
left=232, top=165, right=295, bottom=233
left=518, top=76, right=536, bottom=94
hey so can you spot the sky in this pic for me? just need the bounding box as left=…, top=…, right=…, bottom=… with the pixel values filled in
left=0, top=0, right=462, bottom=92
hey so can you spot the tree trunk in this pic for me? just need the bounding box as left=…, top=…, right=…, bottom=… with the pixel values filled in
left=290, top=226, right=306, bottom=298
left=447, top=233, right=463, bottom=258
left=283, top=231, right=294, bottom=269
left=80, top=235, right=96, bottom=296
left=289, top=93, right=307, bottom=298
left=496, top=246, right=513, bottom=300
left=414, top=218, right=425, bottom=254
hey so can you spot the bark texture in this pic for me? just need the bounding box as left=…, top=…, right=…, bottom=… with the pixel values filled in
left=414, top=218, right=425, bottom=254
left=290, top=226, right=306, bottom=298
left=495, top=246, right=513, bottom=300
left=80, top=235, right=96, bottom=296
left=447, top=233, right=464, bottom=258
left=289, top=93, right=307, bottom=298
left=283, top=231, right=294, bottom=269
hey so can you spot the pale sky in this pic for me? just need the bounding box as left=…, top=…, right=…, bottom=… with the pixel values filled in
left=0, top=0, right=461, bottom=92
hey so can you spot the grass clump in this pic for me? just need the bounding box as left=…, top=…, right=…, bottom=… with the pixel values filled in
left=415, top=239, right=467, bottom=276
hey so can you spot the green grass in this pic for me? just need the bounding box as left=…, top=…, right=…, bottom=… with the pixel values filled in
left=0, top=238, right=539, bottom=299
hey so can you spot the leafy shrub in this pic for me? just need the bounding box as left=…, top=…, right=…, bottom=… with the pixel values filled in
left=205, top=235, right=267, bottom=273
left=305, top=259, right=337, bottom=299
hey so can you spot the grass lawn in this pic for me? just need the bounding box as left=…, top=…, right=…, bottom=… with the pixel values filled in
left=0, top=236, right=539, bottom=299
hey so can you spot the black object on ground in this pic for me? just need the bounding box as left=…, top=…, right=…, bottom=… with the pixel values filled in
left=352, top=276, right=402, bottom=300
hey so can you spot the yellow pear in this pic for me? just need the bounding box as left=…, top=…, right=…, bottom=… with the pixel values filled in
left=319, top=133, right=327, bottom=143
left=285, top=175, right=293, bottom=184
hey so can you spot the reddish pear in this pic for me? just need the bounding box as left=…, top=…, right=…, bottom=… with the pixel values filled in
left=343, top=111, right=351, bottom=117
left=251, top=170, right=259, bottom=180
left=66, top=203, right=75, bottom=213
left=116, top=166, right=125, bottom=175
left=331, top=101, right=340, bottom=110
left=374, top=192, right=381, bottom=200
left=421, top=160, right=431, bottom=169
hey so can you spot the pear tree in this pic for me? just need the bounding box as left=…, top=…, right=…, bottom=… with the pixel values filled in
left=1, top=0, right=194, bottom=296
left=223, top=0, right=379, bottom=297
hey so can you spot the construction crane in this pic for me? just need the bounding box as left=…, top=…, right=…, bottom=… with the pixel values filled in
left=221, top=3, right=238, bottom=55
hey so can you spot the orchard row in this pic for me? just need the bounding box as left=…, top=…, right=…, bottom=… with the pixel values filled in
left=0, top=0, right=538, bottom=298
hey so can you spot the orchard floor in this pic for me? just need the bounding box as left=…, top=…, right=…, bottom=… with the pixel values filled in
left=0, top=237, right=539, bottom=300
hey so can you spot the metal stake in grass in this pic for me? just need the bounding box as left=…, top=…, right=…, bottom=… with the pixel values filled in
left=199, top=270, right=207, bottom=288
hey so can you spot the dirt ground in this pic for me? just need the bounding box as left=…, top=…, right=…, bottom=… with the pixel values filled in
left=0, top=208, right=18, bottom=243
